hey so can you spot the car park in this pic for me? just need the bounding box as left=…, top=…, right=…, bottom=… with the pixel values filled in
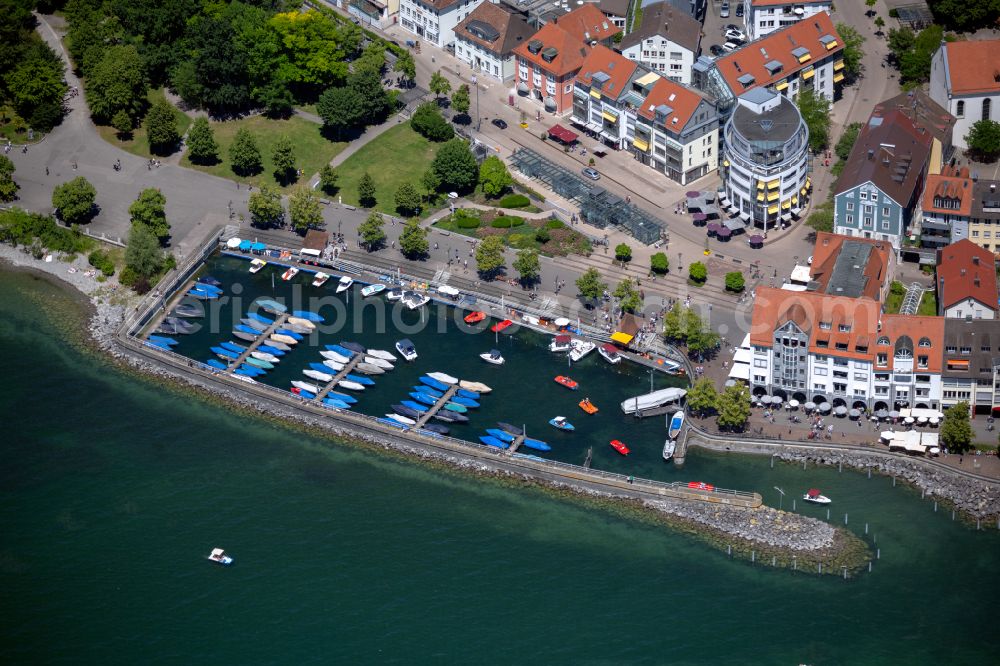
left=720, top=1, right=730, bottom=17
left=491, top=118, right=508, bottom=130
left=581, top=167, right=600, bottom=180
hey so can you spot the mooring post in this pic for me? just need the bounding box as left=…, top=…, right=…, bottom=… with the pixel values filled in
left=842, top=566, right=847, bottom=580
left=770, top=454, right=774, bottom=469
left=934, top=501, right=938, bottom=512
left=868, top=468, right=871, bottom=479
left=728, top=545, right=732, bottom=557
left=952, top=510, right=956, bottom=521
left=772, top=555, right=776, bottom=567
left=868, top=561, right=872, bottom=573
left=977, top=519, right=981, bottom=530
left=792, top=499, right=796, bottom=511
left=802, top=459, right=806, bottom=470
left=865, top=522, right=869, bottom=535
left=844, top=513, right=848, bottom=526
left=921, top=489, right=925, bottom=499
left=818, top=563, right=823, bottom=574
left=752, top=550, right=755, bottom=563
left=826, top=508, right=831, bottom=521
left=893, top=476, right=896, bottom=487
left=839, top=461, right=842, bottom=473
left=877, top=548, right=880, bottom=560
left=792, top=556, right=797, bottom=570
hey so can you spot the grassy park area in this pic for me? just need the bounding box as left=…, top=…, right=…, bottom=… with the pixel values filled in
left=433, top=209, right=591, bottom=257
left=95, top=89, right=192, bottom=159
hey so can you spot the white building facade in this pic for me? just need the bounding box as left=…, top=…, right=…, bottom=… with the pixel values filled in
left=929, top=40, right=1000, bottom=151
left=399, top=0, right=486, bottom=48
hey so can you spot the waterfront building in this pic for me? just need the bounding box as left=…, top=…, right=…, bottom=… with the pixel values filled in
left=832, top=109, right=935, bottom=252
left=454, top=2, right=535, bottom=81
left=693, top=12, right=844, bottom=118
left=720, top=88, right=809, bottom=231
left=619, top=1, right=701, bottom=85
left=929, top=39, right=1000, bottom=151
left=916, top=167, right=973, bottom=249
left=399, top=0, right=488, bottom=48
left=512, top=22, right=588, bottom=114
left=941, top=318, right=1000, bottom=414
left=742, top=0, right=832, bottom=40
left=935, top=239, right=999, bottom=320
left=570, top=46, right=640, bottom=149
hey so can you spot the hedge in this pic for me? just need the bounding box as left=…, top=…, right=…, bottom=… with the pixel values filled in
left=545, top=219, right=564, bottom=230
left=491, top=216, right=525, bottom=228
left=498, top=193, right=530, bottom=209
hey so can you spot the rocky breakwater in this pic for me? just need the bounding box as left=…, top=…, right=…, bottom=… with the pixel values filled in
left=778, top=448, right=1000, bottom=522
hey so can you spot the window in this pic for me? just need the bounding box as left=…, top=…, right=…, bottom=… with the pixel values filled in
left=984, top=98, right=992, bottom=121
left=860, top=191, right=868, bottom=200
left=813, top=383, right=826, bottom=390
left=819, top=321, right=832, bottom=330
left=877, top=353, right=888, bottom=366
left=847, top=214, right=854, bottom=224
left=946, top=345, right=957, bottom=353
left=918, top=355, right=928, bottom=368
left=982, top=345, right=992, bottom=352
left=956, top=100, right=965, bottom=118
left=833, top=383, right=847, bottom=393
left=838, top=324, right=851, bottom=332
left=854, top=373, right=868, bottom=382
left=918, top=337, right=931, bottom=347
left=877, top=336, right=890, bottom=346
left=815, top=367, right=828, bottom=376
left=833, top=359, right=848, bottom=367
left=754, top=359, right=768, bottom=368
left=882, top=207, right=890, bottom=216
left=875, top=373, right=889, bottom=381
left=846, top=202, right=854, bottom=211
left=833, top=370, right=848, bottom=379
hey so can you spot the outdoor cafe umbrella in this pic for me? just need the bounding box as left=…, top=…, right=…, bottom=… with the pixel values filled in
left=692, top=212, right=707, bottom=225
left=875, top=409, right=890, bottom=419
left=771, top=396, right=783, bottom=407
left=717, top=227, right=732, bottom=240
left=917, top=416, right=928, bottom=425
left=888, top=410, right=900, bottom=419
left=759, top=395, right=771, bottom=405
left=804, top=401, right=816, bottom=411
left=226, top=237, right=242, bottom=249
left=904, top=416, right=915, bottom=425
left=818, top=402, right=832, bottom=413
left=789, top=399, right=800, bottom=409
left=849, top=408, right=861, bottom=418
left=929, top=417, right=940, bottom=426
left=834, top=405, right=848, bottom=416
left=686, top=191, right=700, bottom=198
left=706, top=222, right=721, bottom=234
left=749, top=234, right=764, bottom=245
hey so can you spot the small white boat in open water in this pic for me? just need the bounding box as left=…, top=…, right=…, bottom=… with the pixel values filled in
left=336, top=276, right=354, bottom=293
left=207, top=548, right=233, bottom=565
left=803, top=489, right=832, bottom=504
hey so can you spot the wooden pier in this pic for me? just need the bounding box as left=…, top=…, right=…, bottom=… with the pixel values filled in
left=413, top=385, right=458, bottom=428
left=506, top=435, right=525, bottom=455
left=314, top=354, right=364, bottom=401
left=225, top=313, right=290, bottom=373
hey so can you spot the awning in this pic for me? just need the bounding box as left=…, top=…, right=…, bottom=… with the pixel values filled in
left=767, top=204, right=779, bottom=214
left=791, top=195, right=798, bottom=205
left=766, top=190, right=780, bottom=201
left=834, top=60, right=845, bottom=71
left=800, top=187, right=808, bottom=196
left=791, top=207, right=802, bottom=215
left=585, top=122, right=602, bottom=132
left=756, top=192, right=765, bottom=202
left=227, top=237, right=242, bottom=249
left=826, top=40, right=839, bottom=50
left=548, top=124, right=578, bottom=142
left=797, top=53, right=812, bottom=63
left=632, top=138, right=649, bottom=151
left=611, top=331, right=634, bottom=345
left=733, top=347, right=753, bottom=364
left=544, top=97, right=557, bottom=110
left=833, top=72, right=845, bottom=83
left=775, top=81, right=788, bottom=91
left=251, top=242, right=267, bottom=251
left=517, top=82, right=529, bottom=93
left=947, top=359, right=970, bottom=369
left=723, top=159, right=730, bottom=167
left=756, top=181, right=765, bottom=190
left=781, top=200, right=791, bottom=210
left=805, top=177, right=812, bottom=188
left=740, top=212, right=751, bottom=221
left=239, top=240, right=252, bottom=251
left=590, top=88, right=602, bottom=99
left=781, top=213, right=792, bottom=222
left=801, top=68, right=815, bottom=80
left=767, top=179, right=779, bottom=189
left=728, top=362, right=751, bottom=380
left=601, top=110, right=618, bottom=122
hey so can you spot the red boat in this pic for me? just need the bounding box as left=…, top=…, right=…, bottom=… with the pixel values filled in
left=610, top=439, right=630, bottom=455
left=491, top=319, right=513, bottom=333
left=554, top=375, right=579, bottom=390
left=291, top=387, right=302, bottom=395
left=464, top=311, right=486, bottom=324
left=687, top=481, right=715, bottom=492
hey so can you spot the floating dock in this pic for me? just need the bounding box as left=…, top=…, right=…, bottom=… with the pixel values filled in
left=413, top=385, right=459, bottom=428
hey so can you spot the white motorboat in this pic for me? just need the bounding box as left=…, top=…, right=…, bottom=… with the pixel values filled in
left=361, top=283, right=386, bottom=297
left=251, top=351, right=279, bottom=363
left=402, top=291, right=431, bottom=310
left=621, top=388, right=687, bottom=415
left=569, top=339, right=596, bottom=362
left=304, top=369, right=334, bottom=383
left=803, top=489, right=832, bottom=504
left=428, top=371, right=458, bottom=385
left=281, top=266, right=299, bottom=281
left=249, top=258, right=267, bottom=274
left=549, top=334, right=571, bottom=353
left=597, top=343, right=622, bottom=364
left=386, top=413, right=416, bottom=426
left=459, top=380, right=492, bottom=394
left=336, top=276, right=354, bottom=293
left=396, top=338, right=418, bottom=362
left=364, top=355, right=394, bottom=370
left=356, top=362, right=386, bottom=375
left=480, top=349, right=505, bottom=365
left=266, top=338, right=290, bottom=351
left=207, top=548, right=233, bottom=566
left=321, top=350, right=350, bottom=364
left=338, top=380, right=365, bottom=391
left=437, top=284, right=460, bottom=299
left=662, top=439, right=676, bottom=461
left=367, top=349, right=398, bottom=362
left=322, top=359, right=345, bottom=372
left=286, top=316, right=316, bottom=330
left=386, top=288, right=403, bottom=302
left=667, top=410, right=685, bottom=439
left=312, top=272, right=331, bottom=287
left=291, top=380, right=321, bottom=394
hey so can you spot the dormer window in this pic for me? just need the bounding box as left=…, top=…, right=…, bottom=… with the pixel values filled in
left=838, top=324, right=851, bottom=333
left=819, top=321, right=832, bottom=330
left=918, top=337, right=931, bottom=347
left=877, top=336, right=890, bottom=346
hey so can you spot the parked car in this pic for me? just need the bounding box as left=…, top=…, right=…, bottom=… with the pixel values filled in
left=736, top=3, right=744, bottom=17
left=723, top=41, right=739, bottom=52
left=725, top=28, right=746, bottom=42
left=725, top=23, right=742, bottom=32
left=709, top=44, right=726, bottom=56
left=720, top=1, right=730, bottom=17
left=581, top=167, right=601, bottom=180
left=491, top=118, right=508, bottom=130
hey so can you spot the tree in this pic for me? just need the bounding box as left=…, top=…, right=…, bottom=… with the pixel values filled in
left=394, top=50, right=416, bottom=84
left=662, top=303, right=685, bottom=342
left=317, top=85, right=364, bottom=139
left=864, top=0, right=876, bottom=16
left=248, top=184, right=284, bottom=228
left=451, top=84, right=471, bottom=116
left=941, top=401, right=974, bottom=453
left=51, top=177, right=96, bottom=225
left=725, top=271, right=745, bottom=292
left=288, top=185, right=323, bottom=231
left=888, top=25, right=946, bottom=85
left=3, top=40, right=67, bottom=132
left=229, top=128, right=262, bottom=176
left=478, top=156, right=512, bottom=198
left=835, top=23, right=866, bottom=80
left=271, top=135, right=297, bottom=185
left=835, top=122, right=863, bottom=161
left=186, top=117, right=219, bottom=165
left=613, top=277, right=642, bottom=313
left=797, top=89, right=831, bottom=152
left=318, top=165, right=339, bottom=195
left=432, top=139, right=479, bottom=192
left=928, top=0, right=1000, bottom=32
left=171, top=16, right=251, bottom=115
left=358, top=172, right=377, bottom=208
left=0, top=155, right=18, bottom=203
left=475, top=235, right=506, bottom=276
left=421, top=169, right=442, bottom=202
left=358, top=211, right=386, bottom=250
left=429, top=70, right=451, bottom=99
left=111, top=110, right=133, bottom=140
left=144, top=100, right=180, bottom=155
left=348, top=68, right=391, bottom=123
left=124, top=223, right=163, bottom=285
left=86, top=44, right=147, bottom=124
left=614, top=242, right=632, bottom=265
left=128, top=188, right=170, bottom=244
left=965, top=120, right=1000, bottom=162
left=394, top=182, right=422, bottom=216
left=689, top=261, right=707, bottom=283
left=650, top=252, right=669, bottom=274
left=575, top=267, right=606, bottom=303
left=716, top=383, right=751, bottom=431
left=688, top=323, right=720, bottom=358
left=513, top=248, right=541, bottom=285
left=686, top=378, right=718, bottom=417
left=410, top=101, right=454, bottom=142
left=398, top=219, right=429, bottom=258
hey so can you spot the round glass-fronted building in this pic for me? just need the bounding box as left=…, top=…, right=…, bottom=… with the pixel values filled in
left=722, top=88, right=810, bottom=232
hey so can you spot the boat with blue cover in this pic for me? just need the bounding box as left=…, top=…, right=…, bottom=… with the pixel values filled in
left=220, top=341, right=247, bottom=353
left=521, top=438, right=551, bottom=452
left=246, top=357, right=273, bottom=370
left=345, top=374, right=375, bottom=385
left=326, top=391, right=357, bottom=404
left=238, top=364, right=264, bottom=376
left=400, top=400, right=429, bottom=413
left=325, top=344, right=355, bottom=358
left=392, top=404, right=422, bottom=419
left=479, top=436, right=508, bottom=449
left=234, top=368, right=259, bottom=377
left=450, top=396, right=479, bottom=408
left=444, top=402, right=468, bottom=413
left=413, top=385, right=443, bottom=398
left=419, top=376, right=449, bottom=392
left=257, top=344, right=285, bottom=356
left=249, top=312, right=274, bottom=325
left=275, top=328, right=303, bottom=341
left=341, top=341, right=366, bottom=354
left=322, top=398, right=350, bottom=409
left=256, top=299, right=287, bottom=314
left=194, top=282, right=222, bottom=294
left=310, top=362, right=335, bottom=373
left=296, top=389, right=316, bottom=399
left=456, top=388, right=479, bottom=399
left=147, top=339, right=173, bottom=350
left=292, top=310, right=324, bottom=323
left=189, top=287, right=219, bottom=299
left=485, top=428, right=515, bottom=443
left=409, top=392, right=437, bottom=406
left=235, top=324, right=261, bottom=335
left=148, top=335, right=178, bottom=346
left=211, top=346, right=240, bottom=359
left=197, top=276, right=222, bottom=287
left=205, top=359, right=227, bottom=370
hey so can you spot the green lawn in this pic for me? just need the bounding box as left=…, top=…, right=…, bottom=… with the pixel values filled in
left=884, top=281, right=905, bottom=314
left=334, top=123, right=438, bottom=214
left=918, top=290, right=937, bottom=316
left=0, top=104, right=41, bottom=143
left=95, top=88, right=193, bottom=159
left=433, top=209, right=591, bottom=256
left=180, top=114, right=346, bottom=191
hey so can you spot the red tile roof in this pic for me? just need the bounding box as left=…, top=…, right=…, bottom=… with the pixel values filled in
left=809, top=232, right=892, bottom=301
left=576, top=45, right=638, bottom=99
left=936, top=239, right=1000, bottom=311
left=636, top=75, right=705, bottom=131
left=922, top=168, right=974, bottom=218
left=751, top=0, right=830, bottom=6
left=551, top=3, right=621, bottom=44
left=714, top=12, right=843, bottom=94
left=942, top=40, right=1000, bottom=95
left=454, top=3, right=535, bottom=56
left=878, top=315, right=944, bottom=373
left=513, top=22, right=589, bottom=77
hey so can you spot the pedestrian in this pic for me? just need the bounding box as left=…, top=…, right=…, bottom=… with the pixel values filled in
left=45, top=167, right=49, bottom=175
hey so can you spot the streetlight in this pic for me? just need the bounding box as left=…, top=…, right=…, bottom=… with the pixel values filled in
left=471, top=75, right=480, bottom=130
left=773, top=486, right=785, bottom=511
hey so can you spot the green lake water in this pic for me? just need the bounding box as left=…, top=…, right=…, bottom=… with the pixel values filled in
left=2, top=264, right=1000, bottom=664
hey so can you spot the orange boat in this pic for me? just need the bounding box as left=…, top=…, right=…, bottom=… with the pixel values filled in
left=554, top=375, right=579, bottom=390
left=687, top=481, right=715, bottom=492
left=579, top=398, right=599, bottom=414
left=464, top=311, right=486, bottom=324
left=610, top=439, right=630, bottom=455
left=491, top=319, right=513, bottom=333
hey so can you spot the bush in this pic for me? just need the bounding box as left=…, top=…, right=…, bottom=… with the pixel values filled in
left=546, top=218, right=565, bottom=230
left=491, top=216, right=525, bottom=228
left=456, top=216, right=481, bottom=229
left=508, top=233, right=533, bottom=249
left=88, top=249, right=115, bottom=276
left=689, top=261, right=707, bottom=283
left=498, top=193, right=530, bottom=208
left=650, top=252, right=669, bottom=274
left=889, top=281, right=906, bottom=296
left=725, top=271, right=745, bottom=292
left=535, top=226, right=550, bottom=243
left=410, top=102, right=454, bottom=142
